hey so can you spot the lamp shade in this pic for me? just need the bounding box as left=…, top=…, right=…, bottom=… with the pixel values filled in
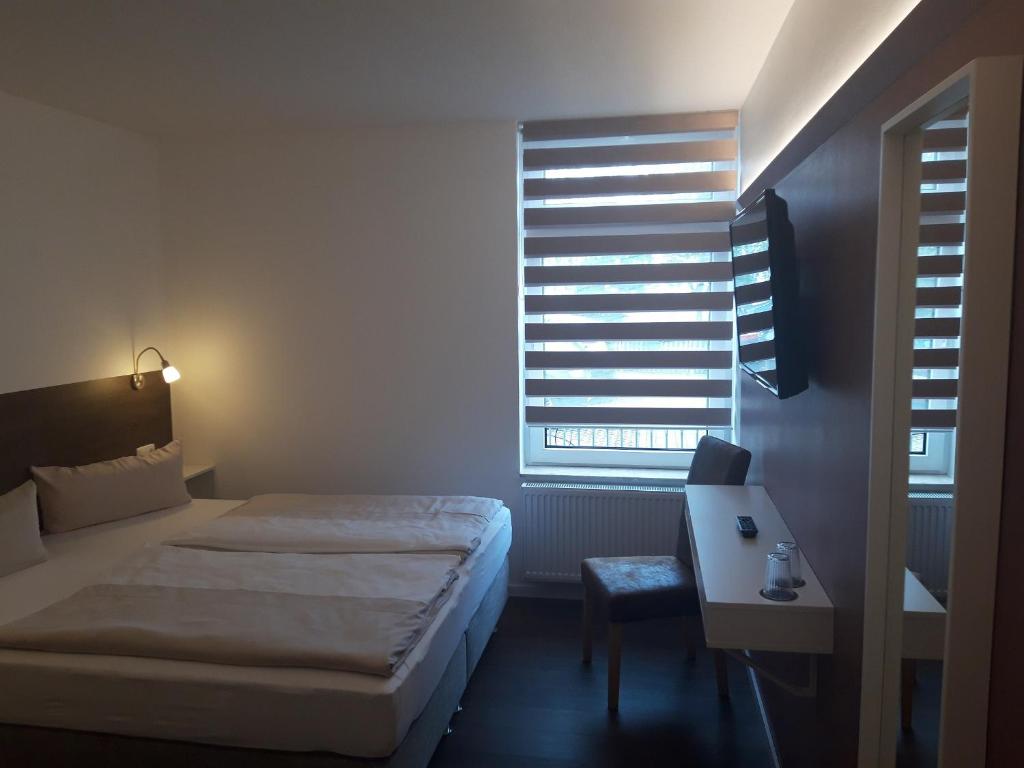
left=161, top=365, right=181, bottom=384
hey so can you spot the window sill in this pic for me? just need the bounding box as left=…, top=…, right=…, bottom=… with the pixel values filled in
left=909, top=474, right=955, bottom=493
left=520, top=465, right=689, bottom=487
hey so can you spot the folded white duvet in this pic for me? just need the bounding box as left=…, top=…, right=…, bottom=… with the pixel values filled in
left=0, top=545, right=460, bottom=677
left=165, top=494, right=503, bottom=559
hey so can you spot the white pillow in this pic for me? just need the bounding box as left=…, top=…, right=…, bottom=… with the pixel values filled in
left=0, top=480, right=47, bottom=577
left=32, top=440, right=191, bottom=533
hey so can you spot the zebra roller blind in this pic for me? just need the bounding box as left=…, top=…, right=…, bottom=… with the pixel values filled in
left=914, top=110, right=967, bottom=430
left=520, top=112, right=737, bottom=451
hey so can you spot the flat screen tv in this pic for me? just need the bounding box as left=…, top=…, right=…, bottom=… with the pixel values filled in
left=729, top=189, right=807, bottom=399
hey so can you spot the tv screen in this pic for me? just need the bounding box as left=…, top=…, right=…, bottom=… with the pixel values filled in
left=729, top=189, right=807, bottom=399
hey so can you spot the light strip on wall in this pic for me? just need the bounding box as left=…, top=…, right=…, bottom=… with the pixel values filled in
left=741, top=0, right=924, bottom=193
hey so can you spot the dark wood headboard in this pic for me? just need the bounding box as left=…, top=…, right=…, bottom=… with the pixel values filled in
left=0, top=374, right=172, bottom=496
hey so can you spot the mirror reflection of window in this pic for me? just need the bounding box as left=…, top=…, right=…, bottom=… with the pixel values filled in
left=898, top=105, right=967, bottom=768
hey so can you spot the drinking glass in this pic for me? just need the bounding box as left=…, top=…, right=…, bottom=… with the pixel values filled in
left=776, top=541, right=805, bottom=587
left=760, top=551, right=797, bottom=601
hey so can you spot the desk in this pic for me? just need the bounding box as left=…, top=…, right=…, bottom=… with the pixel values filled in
left=685, top=485, right=834, bottom=654
left=903, top=568, right=945, bottom=660
left=901, top=568, right=946, bottom=729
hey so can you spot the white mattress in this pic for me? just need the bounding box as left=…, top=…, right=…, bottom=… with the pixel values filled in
left=0, top=498, right=512, bottom=758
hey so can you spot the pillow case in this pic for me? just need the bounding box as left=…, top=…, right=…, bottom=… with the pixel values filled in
left=0, top=480, right=48, bottom=577
left=32, top=440, right=191, bottom=533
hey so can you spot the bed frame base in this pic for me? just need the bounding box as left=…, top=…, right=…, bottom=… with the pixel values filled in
left=0, top=560, right=509, bottom=768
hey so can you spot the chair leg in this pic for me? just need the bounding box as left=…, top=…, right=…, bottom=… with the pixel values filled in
left=582, top=587, right=593, bottom=664
left=607, top=623, right=623, bottom=711
left=684, top=616, right=697, bottom=662
left=901, top=659, right=916, bottom=731
left=714, top=650, right=729, bottom=699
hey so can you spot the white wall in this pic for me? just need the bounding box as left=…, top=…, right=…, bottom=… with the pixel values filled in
left=0, top=90, right=165, bottom=394
left=162, top=122, right=523, bottom=574
left=740, top=0, right=923, bottom=192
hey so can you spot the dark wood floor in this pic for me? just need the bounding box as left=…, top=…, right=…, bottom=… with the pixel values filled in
left=429, top=598, right=774, bottom=768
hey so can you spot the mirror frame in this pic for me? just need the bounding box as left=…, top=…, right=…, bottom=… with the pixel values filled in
left=860, top=56, right=1023, bottom=767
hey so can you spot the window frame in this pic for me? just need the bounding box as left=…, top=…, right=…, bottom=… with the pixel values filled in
left=516, top=130, right=740, bottom=475
left=908, top=429, right=955, bottom=476
left=522, top=425, right=737, bottom=471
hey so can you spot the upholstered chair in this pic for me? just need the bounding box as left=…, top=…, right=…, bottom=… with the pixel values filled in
left=580, top=436, right=752, bottom=710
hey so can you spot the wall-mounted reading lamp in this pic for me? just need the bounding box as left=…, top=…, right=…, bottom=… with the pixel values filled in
left=131, top=346, right=181, bottom=390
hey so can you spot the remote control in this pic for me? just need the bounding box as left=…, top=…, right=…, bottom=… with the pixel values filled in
left=736, top=515, right=758, bottom=538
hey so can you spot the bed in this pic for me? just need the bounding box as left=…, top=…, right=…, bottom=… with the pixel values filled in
left=0, top=375, right=511, bottom=767
left=0, top=497, right=511, bottom=766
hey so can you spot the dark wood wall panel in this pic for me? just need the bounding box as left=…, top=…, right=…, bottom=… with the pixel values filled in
left=0, top=375, right=172, bottom=496
left=741, top=120, right=879, bottom=763
left=735, top=0, right=1024, bottom=765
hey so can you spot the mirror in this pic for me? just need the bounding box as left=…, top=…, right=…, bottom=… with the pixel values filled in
left=896, top=103, right=968, bottom=768
left=861, top=56, right=1020, bottom=768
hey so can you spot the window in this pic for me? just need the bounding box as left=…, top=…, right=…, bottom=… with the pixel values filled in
left=518, top=113, right=738, bottom=472
left=910, top=112, right=968, bottom=480
left=909, top=430, right=955, bottom=476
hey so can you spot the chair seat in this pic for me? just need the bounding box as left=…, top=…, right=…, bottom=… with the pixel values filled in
left=581, top=556, right=700, bottom=623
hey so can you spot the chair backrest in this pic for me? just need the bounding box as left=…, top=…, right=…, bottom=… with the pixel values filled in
left=676, top=436, right=752, bottom=565
left=687, top=435, right=752, bottom=486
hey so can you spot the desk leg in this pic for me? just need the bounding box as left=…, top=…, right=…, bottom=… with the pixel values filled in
left=684, top=616, right=697, bottom=662
left=714, top=650, right=729, bottom=699
left=901, top=659, right=916, bottom=731
left=608, top=623, right=623, bottom=711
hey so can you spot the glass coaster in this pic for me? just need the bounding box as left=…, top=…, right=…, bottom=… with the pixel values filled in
left=759, top=588, right=798, bottom=602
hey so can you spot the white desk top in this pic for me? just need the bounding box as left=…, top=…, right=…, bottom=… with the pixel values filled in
left=903, top=569, right=945, bottom=617
left=903, top=568, right=946, bottom=660
left=685, top=485, right=834, bottom=654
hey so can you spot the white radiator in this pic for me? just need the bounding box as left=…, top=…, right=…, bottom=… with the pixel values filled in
left=907, top=493, right=954, bottom=599
left=522, top=483, right=685, bottom=582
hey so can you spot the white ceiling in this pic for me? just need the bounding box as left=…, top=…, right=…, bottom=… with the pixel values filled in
left=0, top=0, right=795, bottom=137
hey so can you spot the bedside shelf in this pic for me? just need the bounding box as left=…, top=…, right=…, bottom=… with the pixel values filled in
left=183, top=464, right=215, bottom=482
left=183, top=464, right=215, bottom=499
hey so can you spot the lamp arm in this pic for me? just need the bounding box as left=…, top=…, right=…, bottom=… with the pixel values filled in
left=130, top=346, right=173, bottom=390
left=133, top=346, right=167, bottom=375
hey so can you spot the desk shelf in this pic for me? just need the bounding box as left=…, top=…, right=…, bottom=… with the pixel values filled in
left=685, top=485, right=834, bottom=655
left=903, top=568, right=945, bottom=660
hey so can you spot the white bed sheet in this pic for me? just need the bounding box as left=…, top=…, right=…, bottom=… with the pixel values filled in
left=0, top=499, right=512, bottom=758
left=0, top=499, right=243, bottom=626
